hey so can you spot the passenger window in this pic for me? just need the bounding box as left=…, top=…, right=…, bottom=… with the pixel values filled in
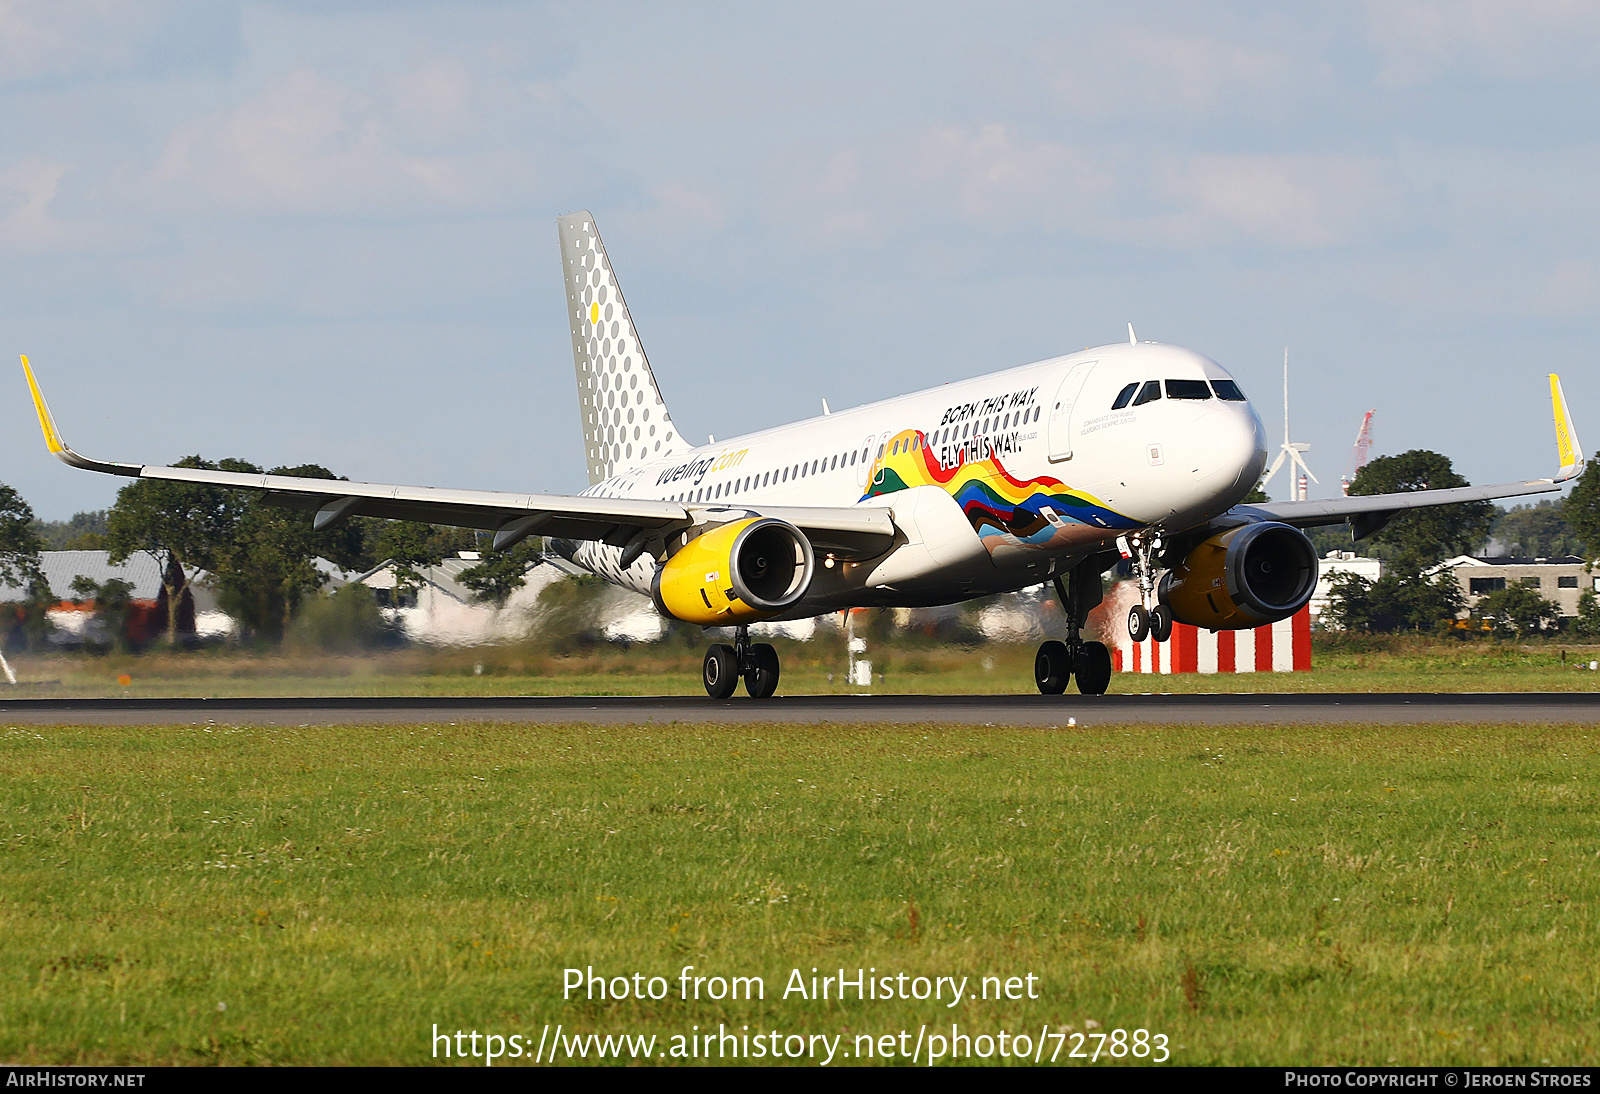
left=1132, top=380, right=1162, bottom=407
left=1165, top=379, right=1212, bottom=400
left=1111, top=382, right=1138, bottom=409
left=1211, top=379, right=1247, bottom=401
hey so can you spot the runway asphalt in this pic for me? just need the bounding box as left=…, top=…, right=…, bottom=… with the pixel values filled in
left=1, top=691, right=1598, bottom=726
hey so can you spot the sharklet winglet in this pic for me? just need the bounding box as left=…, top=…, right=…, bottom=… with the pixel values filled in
left=1550, top=373, right=1586, bottom=483
left=18, top=356, right=143, bottom=477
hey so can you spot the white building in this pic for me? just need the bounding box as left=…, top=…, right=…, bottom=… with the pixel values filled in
left=1309, top=550, right=1382, bottom=624
left=1433, top=555, right=1593, bottom=617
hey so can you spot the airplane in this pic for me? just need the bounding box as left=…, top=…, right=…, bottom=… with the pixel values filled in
left=19, top=212, right=1588, bottom=698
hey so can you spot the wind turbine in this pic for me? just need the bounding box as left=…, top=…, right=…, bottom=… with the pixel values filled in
left=1258, top=347, right=1318, bottom=502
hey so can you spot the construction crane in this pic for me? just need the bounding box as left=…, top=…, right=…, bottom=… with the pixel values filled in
left=1340, top=409, right=1375, bottom=495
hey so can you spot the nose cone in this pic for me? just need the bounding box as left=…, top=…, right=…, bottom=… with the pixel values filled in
left=1194, top=403, right=1268, bottom=504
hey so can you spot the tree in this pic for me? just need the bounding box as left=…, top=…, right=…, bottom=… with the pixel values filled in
left=1565, top=451, right=1600, bottom=559
left=68, top=575, right=135, bottom=651
left=363, top=520, right=476, bottom=599
left=105, top=456, right=247, bottom=645
left=1347, top=450, right=1494, bottom=568
left=1325, top=568, right=1466, bottom=633
left=1472, top=582, right=1562, bottom=638
left=0, top=482, right=46, bottom=595
left=1573, top=589, right=1600, bottom=639
left=458, top=539, right=544, bottom=608
left=206, top=464, right=379, bottom=643
left=33, top=510, right=109, bottom=550
left=1489, top=500, right=1582, bottom=558
left=0, top=482, right=50, bottom=650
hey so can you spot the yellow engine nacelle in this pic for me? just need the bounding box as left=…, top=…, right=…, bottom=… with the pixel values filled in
left=652, top=517, right=815, bottom=626
left=1158, top=521, right=1318, bottom=630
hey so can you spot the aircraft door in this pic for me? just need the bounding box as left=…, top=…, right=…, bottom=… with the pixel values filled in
left=855, top=434, right=879, bottom=487
left=866, top=431, right=892, bottom=489
left=1047, top=360, right=1097, bottom=462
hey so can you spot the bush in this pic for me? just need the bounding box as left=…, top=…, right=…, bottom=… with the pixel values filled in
left=530, top=574, right=607, bottom=648
left=287, top=585, right=403, bottom=652
left=1324, top=568, right=1466, bottom=633
left=1472, top=583, right=1562, bottom=638
left=1572, top=589, right=1600, bottom=639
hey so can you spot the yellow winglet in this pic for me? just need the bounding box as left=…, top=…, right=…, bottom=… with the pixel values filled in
left=1550, top=373, right=1586, bottom=482
left=20, top=355, right=66, bottom=455
left=17, top=356, right=141, bottom=477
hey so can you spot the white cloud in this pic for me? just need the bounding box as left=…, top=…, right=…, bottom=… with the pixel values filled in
left=0, top=0, right=235, bottom=84
left=760, top=126, right=1405, bottom=253
left=1364, top=0, right=1600, bottom=86
left=1022, top=26, right=1310, bottom=121
left=1143, top=152, right=1408, bottom=249
left=0, top=156, right=137, bottom=252
left=1529, top=259, right=1600, bottom=316
left=146, top=64, right=567, bottom=216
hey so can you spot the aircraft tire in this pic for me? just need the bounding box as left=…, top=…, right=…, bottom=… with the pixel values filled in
left=1075, top=641, right=1113, bottom=695
left=1149, top=603, right=1173, bottom=643
left=1127, top=604, right=1150, bottom=642
left=745, top=643, right=780, bottom=699
left=703, top=644, right=739, bottom=699
left=1034, top=640, right=1071, bottom=695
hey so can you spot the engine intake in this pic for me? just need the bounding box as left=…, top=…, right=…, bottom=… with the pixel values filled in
left=653, top=517, right=815, bottom=625
left=1158, top=521, right=1318, bottom=630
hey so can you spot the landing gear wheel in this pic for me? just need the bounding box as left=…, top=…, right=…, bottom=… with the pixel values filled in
left=1127, top=604, right=1151, bottom=642
left=1074, top=641, right=1112, bottom=695
left=1034, top=640, right=1071, bottom=695
left=703, top=643, right=738, bottom=699
left=1149, top=603, right=1173, bottom=643
left=744, top=642, right=780, bottom=698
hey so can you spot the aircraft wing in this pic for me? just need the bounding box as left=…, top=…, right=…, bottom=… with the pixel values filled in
left=1227, top=373, right=1585, bottom=539
left=20, top=356, right=896, bottom=555
left=1229, top=479, right=1562, bottom=539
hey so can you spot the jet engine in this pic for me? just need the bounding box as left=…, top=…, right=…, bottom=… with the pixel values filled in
left=1157, top=521, right=1318, bottom=630
left=652, top=517, right=815, bottom=625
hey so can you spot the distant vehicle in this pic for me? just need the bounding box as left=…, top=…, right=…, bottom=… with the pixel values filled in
left=20, top=213, right=1586, bottom=698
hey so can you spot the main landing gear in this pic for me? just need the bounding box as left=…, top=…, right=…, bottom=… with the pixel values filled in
left=703, top=625, right=780, bottom=699
left=1035, top=563, right=1113, bottom=696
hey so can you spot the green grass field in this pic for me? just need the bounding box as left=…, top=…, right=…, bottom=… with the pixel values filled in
left=1, top=717, right=1596, bottom=1066
left=4, top=635, right=1600, bottom=697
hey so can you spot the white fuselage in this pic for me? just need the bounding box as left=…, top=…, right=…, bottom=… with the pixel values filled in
left=570, top=341, right=1268, bottom=615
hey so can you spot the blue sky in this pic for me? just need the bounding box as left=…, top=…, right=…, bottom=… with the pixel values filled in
left=3, top=1, right=1599, bottom=518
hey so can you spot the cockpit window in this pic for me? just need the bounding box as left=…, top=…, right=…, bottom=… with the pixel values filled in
left=1165, top=379, right=1212, bottom=400
left=1131, top=380, right=1162, bottom=407
left=1211, top=378, right=1247, bottom=401
left=1111, top=382, right=1138, bottom=410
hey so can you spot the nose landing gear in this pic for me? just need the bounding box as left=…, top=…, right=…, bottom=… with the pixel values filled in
left=1123, top=533, right=1174, bottom=645
left=703, top=625, right=781, bottom=699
